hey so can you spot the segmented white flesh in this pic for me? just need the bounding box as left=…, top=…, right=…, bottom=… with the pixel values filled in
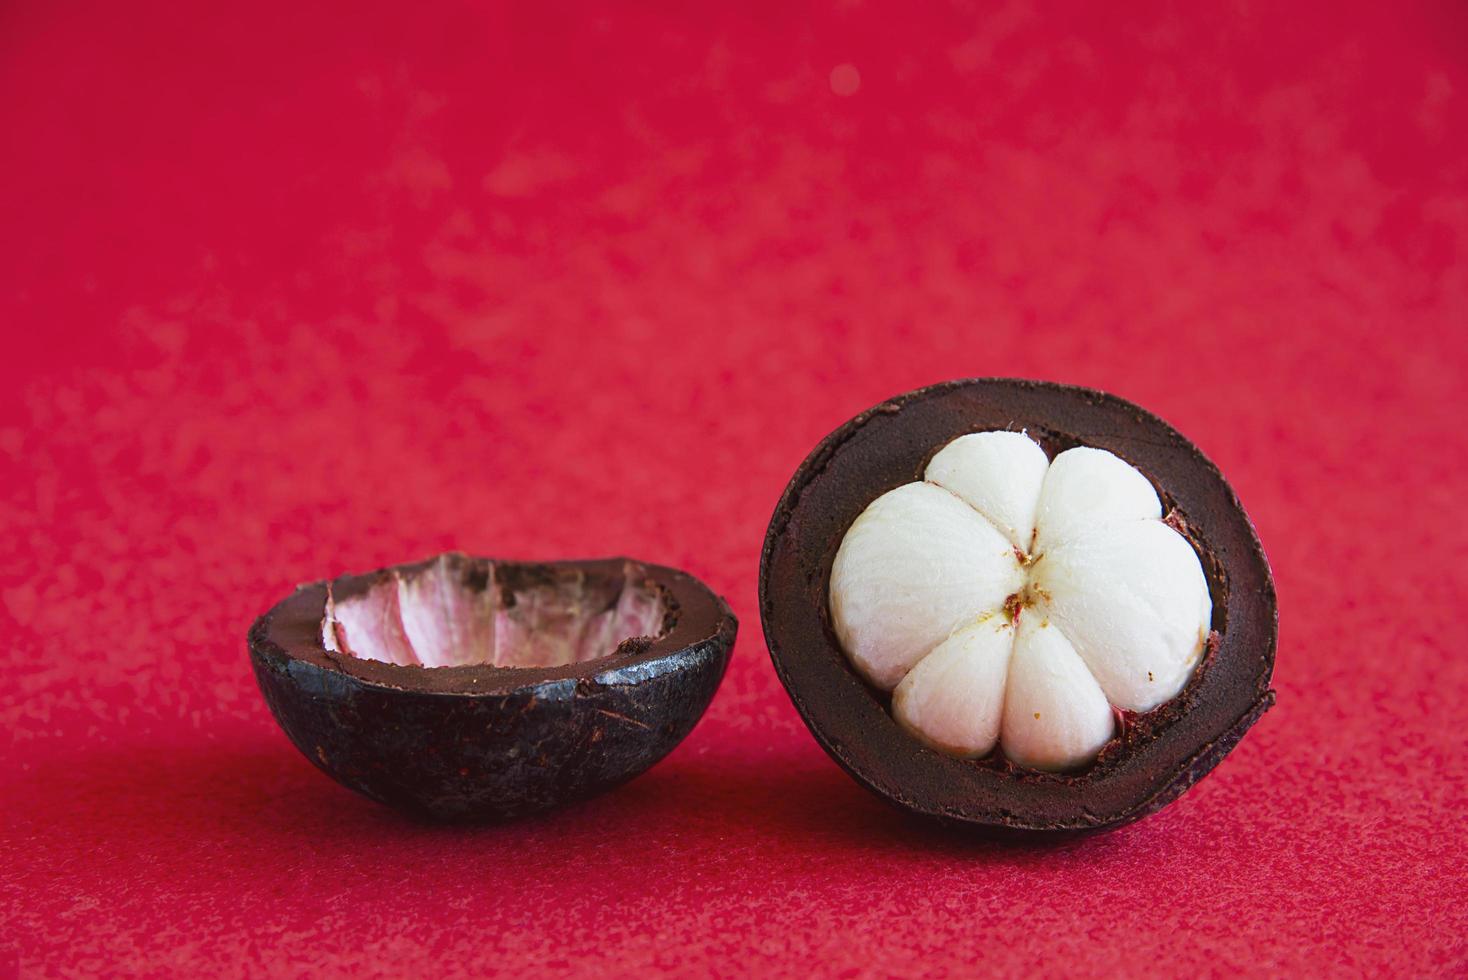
left=829, top=431, right=1211, bottom=769
left=892, top=617, right=1014, bottom=757
left=999, top=615, right=1115, bottom=771
left=924, top=431, right=1049, bottom=551
left=1035, top=521, right=1212, bottom=712
left=829, top=482, right=1024, bottom=691
left=1032, top=446, right=1163, bottom=554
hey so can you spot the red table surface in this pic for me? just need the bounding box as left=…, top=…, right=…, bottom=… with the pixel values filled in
left=2, top=1, right=1466, bottom=976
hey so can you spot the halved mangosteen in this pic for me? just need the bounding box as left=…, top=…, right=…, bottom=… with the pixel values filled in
left=249, top=554, right=736, bottom=821
left=760, top=379, right=1277, bottom=837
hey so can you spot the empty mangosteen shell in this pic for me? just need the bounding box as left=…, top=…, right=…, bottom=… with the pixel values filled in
left=249, top=555, right=736, bottom=822
left=760, top=379, right=1277, bottom=838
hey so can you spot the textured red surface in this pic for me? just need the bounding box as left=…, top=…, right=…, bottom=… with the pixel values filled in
left=2, top=2, right=1466, bottom=976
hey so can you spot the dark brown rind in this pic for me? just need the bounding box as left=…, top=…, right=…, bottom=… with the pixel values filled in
left=759, top=379, right=1277, bottom=837
left=249, top=555, right=736, bottom=821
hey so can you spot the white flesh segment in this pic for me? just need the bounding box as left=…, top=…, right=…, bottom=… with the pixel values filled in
left=1000, top=615, right=1115, bottom=771
left=1032, top=446, right=1162, bottom=554
left=397, top=558, right=496, bottom=667
left=1034, top=520, right=1211, bottom=712
left=923, top=431, right=1050, bottom=552
left=892, top=618, right=1015, bottom=757
left=830, top=482, right=1024, bottom=691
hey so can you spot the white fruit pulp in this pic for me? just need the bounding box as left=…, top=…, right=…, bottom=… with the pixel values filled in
left=830, top=431, right=1212, bottom=771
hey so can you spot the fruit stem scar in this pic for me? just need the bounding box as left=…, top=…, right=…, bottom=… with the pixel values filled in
left=1003, top=593, right=1024, bottom=623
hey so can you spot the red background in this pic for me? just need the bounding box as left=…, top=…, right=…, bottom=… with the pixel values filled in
left=2, top=1, right=1466, bottom=975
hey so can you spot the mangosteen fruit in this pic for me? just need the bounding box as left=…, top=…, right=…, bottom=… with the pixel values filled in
left=760, top=379, right=1276, bottom=837
left=249, top=554, right=736, bottom=821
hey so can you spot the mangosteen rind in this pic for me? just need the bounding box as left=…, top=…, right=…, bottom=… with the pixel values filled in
left=249, top=556, right=736, bottom=821
left=759, top=379, right=1277, bottom=837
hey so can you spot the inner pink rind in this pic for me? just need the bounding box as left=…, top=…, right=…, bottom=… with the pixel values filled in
left=323, top=557, right=671, bottom=668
